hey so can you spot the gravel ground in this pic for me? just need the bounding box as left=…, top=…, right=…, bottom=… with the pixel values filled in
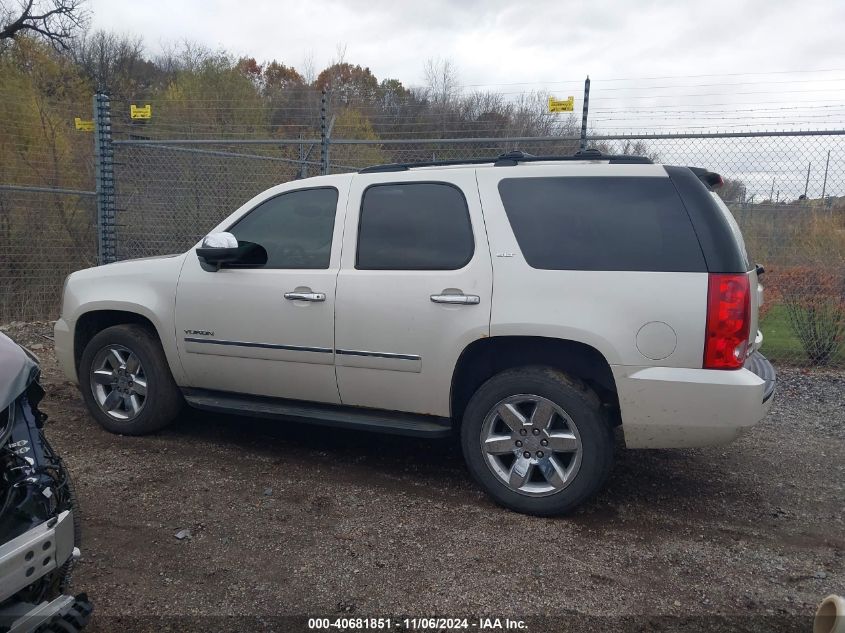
left=2, top=321, right=843, bottom=632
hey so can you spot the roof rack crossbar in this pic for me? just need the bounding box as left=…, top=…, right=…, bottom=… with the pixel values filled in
left=358, top=150, right=653, bottom=173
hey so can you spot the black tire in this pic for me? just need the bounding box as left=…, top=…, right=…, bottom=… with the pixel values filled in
left=461, top=366, right=613, bottom=516
left=79, top=324, right=182, bottom=435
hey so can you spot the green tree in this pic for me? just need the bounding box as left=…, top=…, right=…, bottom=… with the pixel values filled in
left=155, top=49, right=268, bottom=137
left=331, top=109, right=386, bottom=168
left=0, top=37, right=94, bottom=318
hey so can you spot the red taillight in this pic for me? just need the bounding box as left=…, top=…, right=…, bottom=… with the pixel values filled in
left=704, top=273, right=750, bottom=370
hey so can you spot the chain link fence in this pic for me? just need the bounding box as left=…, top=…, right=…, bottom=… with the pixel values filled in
left=0, top=87, right=97, bottom=323
left=0, top=188, right=97, bottom=322
left=110, top=130, right=845, bottom=369
left=111, top=140, right=320, bottom=259
left=1, top=89, right=843, bottom=369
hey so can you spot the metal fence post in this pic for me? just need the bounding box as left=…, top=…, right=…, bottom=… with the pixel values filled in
left=94, top=92, right=116, bottom=264
left=320, top=88, right=328, bottom=176
left=298, top=133, right=307, bottom=179
left=579, top=76, right=590, bottom=151
left=821, top=149, right=831, bottom=205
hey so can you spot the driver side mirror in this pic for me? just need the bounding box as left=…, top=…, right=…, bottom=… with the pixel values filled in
left=196, top=232, right=268, bottom=272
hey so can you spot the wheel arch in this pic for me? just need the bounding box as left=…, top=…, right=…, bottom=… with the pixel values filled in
left=450, top=336, right=619, bottom=425
left=74, top=309, right=165, bottom=376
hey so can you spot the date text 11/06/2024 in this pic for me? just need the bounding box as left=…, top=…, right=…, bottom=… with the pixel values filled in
left=307, top=617, right=528, bottom=630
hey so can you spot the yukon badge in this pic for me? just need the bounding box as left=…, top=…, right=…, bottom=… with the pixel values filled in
left=185, top=329, right=214, bottom=336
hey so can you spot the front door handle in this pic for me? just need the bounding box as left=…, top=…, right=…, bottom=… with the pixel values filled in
left=284, top=291, right=326, bottom=302
left=430, top=294, right=480, bottom=305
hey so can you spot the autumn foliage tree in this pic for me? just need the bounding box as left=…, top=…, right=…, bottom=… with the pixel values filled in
left=0, top=36, right=95, bottom=318
left=0, top=31, right=667, bottom=321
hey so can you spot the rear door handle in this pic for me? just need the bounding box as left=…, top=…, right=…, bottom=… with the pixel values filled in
left=284, top=291, right=326, bottom=302
left=430, top=294, right=480, bottom=305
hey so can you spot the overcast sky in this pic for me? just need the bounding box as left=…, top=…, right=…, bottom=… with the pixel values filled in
left=88, top=0, right=845, bottom=88
left=86, top=0, right=844, bottom=198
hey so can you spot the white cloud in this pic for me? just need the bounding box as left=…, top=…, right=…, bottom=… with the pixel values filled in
left=87, top=0, right=845, bottom=86
left=86, top=0, right=845, bottom=144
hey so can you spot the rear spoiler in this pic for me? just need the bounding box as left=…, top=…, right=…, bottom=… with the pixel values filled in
left=688, top=166, right=724, bottom=189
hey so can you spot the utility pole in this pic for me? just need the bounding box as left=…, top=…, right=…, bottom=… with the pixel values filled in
left=579, top=76, right=590, bottom=152
left=769, top=178, right=775, bottom=202
left=820, top=149, right=831, bottom=206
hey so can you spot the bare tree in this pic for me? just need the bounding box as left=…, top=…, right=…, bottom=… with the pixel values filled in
left=0, top=0, right=88, bottom=49
left=301, top=50, right=316, bottom=85
left=717, top=177, right=748, bottom=204
left=333, top=43, right=347, bottom=66
left=154, top=39, right=218, bottom=74
left=591, top=138, right=660, bottom=162
left=423, top=57, right=460, bottom=106
left=73, top=30, right=151, bottom=96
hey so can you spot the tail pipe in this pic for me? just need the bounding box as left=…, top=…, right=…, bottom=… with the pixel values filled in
left=815, top=595, right=845, bottom=633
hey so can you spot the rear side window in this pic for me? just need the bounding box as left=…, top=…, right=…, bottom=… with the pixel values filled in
left=357, top=182, right=474, bottom=270
left=498, top=176, right=706, bottom=272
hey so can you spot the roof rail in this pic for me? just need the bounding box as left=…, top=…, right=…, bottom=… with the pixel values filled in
left=358, top=149, right=653, bottom=173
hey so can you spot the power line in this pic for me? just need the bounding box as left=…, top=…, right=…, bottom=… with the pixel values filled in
left=459, top=76, right=845, bottom=92
left=455, top=68, right=845, bottom=88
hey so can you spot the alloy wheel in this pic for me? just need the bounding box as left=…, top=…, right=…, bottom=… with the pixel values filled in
left=90, top=345, right=147, bottom=421
left=480, top=394, right=583, bottom=497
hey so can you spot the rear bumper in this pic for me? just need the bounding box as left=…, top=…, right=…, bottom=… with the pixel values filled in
left=745, top=351, right=776, bottom=403
left=614, top=352, right=776, bottom=449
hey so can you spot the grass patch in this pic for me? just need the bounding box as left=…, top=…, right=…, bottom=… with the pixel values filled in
left=760, top=304, right=845, bottom=366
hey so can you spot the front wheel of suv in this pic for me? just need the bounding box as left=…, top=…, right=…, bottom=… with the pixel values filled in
left=461, top=367, right=614, bottom=516
left=79, top=324, right=183, bottom=435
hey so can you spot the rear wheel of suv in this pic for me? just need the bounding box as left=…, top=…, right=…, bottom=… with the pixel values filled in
left=79, top=324, right=182, bottom=435
left=461, top=367, right=613, bottom=516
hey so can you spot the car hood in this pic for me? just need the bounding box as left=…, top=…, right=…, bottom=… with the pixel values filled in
left=67, top=251, right=188, bottom=285
left=117, top=253, right=182, bottom=264
left=0, top=332, right=39, bottom=411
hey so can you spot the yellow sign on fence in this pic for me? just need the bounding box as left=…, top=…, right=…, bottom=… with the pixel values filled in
left=74, top=117, right=94, bottom=131
left=548, top=96, right=574, bottom=113
left=130, top=104, right=152, bottom=119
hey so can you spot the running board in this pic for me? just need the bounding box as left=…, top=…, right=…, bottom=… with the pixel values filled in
left=182, top=389, right=453, bottom=438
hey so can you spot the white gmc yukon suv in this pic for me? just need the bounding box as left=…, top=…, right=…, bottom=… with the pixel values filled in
left=55, top=150, right=776, bottom=515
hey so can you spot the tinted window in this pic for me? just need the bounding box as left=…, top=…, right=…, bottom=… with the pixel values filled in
left=664, top=166, right=748, bottom=273
left=498, top=176, right=706, bottom=272
left=710, top=191, right=751, bottom=270
left=229, top=188, right=338, bottom=269
left=357, top=183, right=474, bottom=270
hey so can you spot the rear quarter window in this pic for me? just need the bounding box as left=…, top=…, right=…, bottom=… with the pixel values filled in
left=497, top=176, right=706, bottom=272
left=709, top=191, right=751, bottom=268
